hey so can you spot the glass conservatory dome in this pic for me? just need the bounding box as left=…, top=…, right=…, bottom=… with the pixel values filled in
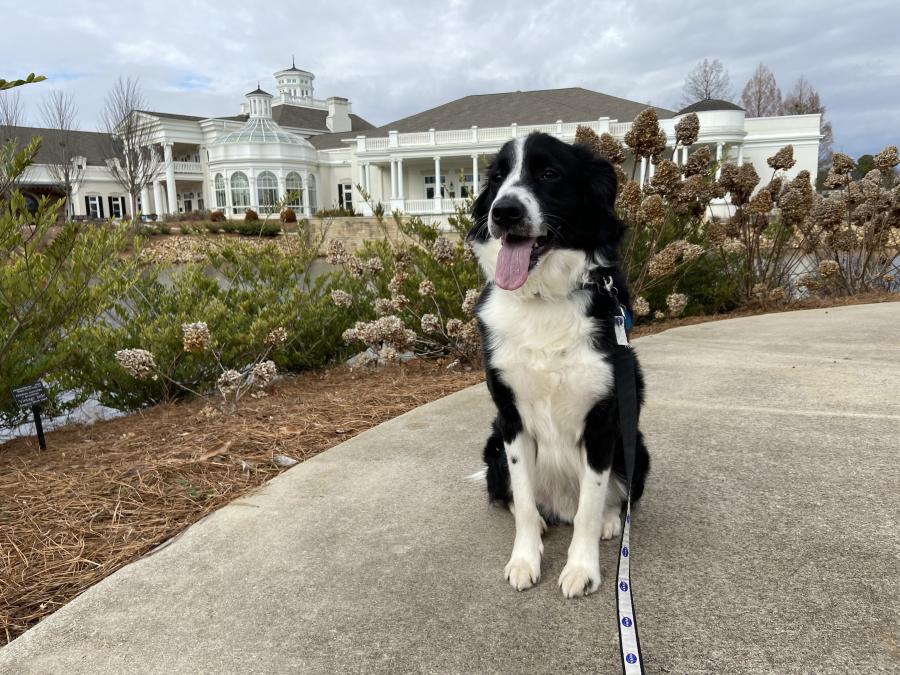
left=215, top=86, right=313, bottom=148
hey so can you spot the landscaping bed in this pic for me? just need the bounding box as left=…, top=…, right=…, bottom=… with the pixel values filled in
left=0, top=360, right=482, bottom=645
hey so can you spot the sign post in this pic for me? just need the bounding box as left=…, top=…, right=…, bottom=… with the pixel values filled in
left=12, top=381, right=49, bottom=450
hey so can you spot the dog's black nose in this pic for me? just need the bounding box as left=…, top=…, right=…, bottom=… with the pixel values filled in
left=491, top=198, right=523, bottom=229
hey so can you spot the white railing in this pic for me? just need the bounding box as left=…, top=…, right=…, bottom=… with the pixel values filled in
left=403, top=199, right=433, bottom=213
left=359, top=117, right=631, bottom=153
left=173, top=161, right=202, bottom=174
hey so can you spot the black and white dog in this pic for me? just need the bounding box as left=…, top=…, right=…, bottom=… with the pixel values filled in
left=469, top=132, right=650, bottom=598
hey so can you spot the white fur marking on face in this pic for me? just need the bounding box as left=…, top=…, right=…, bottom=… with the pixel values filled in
left=489, top=137, right=542, bottom=238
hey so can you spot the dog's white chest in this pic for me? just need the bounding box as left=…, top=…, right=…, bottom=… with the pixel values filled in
left=481, top=289, right=613, bottom=447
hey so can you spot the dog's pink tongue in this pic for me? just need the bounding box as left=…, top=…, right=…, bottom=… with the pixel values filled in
left=495, top=236, right=536, bottom=290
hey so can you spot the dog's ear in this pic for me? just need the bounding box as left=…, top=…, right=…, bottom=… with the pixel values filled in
left=573, top=143, right=625, bottom=246
left=468, top=185, right=492, bottom=241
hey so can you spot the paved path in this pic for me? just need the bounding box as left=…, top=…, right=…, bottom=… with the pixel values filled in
left=2, top=303, right=898, bottom=674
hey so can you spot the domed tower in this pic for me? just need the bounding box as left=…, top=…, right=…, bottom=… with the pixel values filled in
left=245, top=84, right=273, bottom=119
left=274, top=57, right=315, bottom=102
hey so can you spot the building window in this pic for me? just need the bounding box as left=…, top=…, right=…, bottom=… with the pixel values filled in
left=85, top=195, right=103, bottom=219
left=338, top=182, right=352, bottom=212
left=215, top=173, right=226, bottom=209
left=307, top=174, right=317, bottom=213
left=257, top=171, right=279, bottom=214
left=183, top=193, right=193, bottom=213
left=108, top=195, right=126, bottom=219
left=230, top=171, right=250, bottom=215
left=285, top=172, right=302, bottom=209
left=424, top=175, right=446, bottom=199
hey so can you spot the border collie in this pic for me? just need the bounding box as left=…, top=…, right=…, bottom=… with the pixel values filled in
left=468, top=132, right=650, bottom=598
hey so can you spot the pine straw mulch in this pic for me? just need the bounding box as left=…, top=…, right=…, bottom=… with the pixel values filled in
left=2, top=293, right=897, bottom=646
left=0, top=361, right=483, bottom=645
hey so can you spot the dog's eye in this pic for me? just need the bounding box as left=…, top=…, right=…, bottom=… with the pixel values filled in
left=490, top=171, right=504, bottom=185
left=541, top=168, right=560, bottom=182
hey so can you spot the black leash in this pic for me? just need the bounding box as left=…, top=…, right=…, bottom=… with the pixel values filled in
left=603, top=277, right=646, bottom=674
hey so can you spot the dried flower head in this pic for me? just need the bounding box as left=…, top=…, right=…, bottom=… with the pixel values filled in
left=462, top=288, right=481, bottom=316
left=874, top=145, right=899, bottom=174
left=331, top=289, right=352, bottom=308
left=798, top=273, right=823, bottom=292
left=326, top=239, right=348, bottom=265
left=683, top=146, right=712, bottom=177
left=445, top=318, right=464, bottom=338
left=674, top=113, right=700, bottom=147
left=751, top=282, right=768, bottom=298
left=721, top=238, right=747, bottom=256
left=216, top=369, right=242, bottom=396
left=831, top=153, right=855, bottom=176
left=767, top=145, right=797, bottom=171
left=624, top=108, right=663, bottom=158
left=115, top=349, right=157, bottom=379
left=575, top=125, right=603, bottom=156
left=347, top=255, right=366, bottom=279
left=817, top=260, right=840, bottom=278
left=365, top=257, right=384, bottom=275
left=379, top=345, right=401, bottom=365
left=182, top=321, right=210, bottom=353
left=251, top=360, right=277, bottom=388
left=666, top=292, right=688, bottom=316
left=265, top=327, right=288, bottom=347
left=599, top=133, right=626, bottom=165
left=778, top=171, right=814, bottom=225
left=374, top=298, right=395, bottom=317
left=633, top=296, right=650, bottom=317
left=341, top=327, right=359, bottom=344
left=421, top=314, right=441, bottom=334
left=391, top=293, right=410, bottom=310
left=649, top=159, right=682, bottom=201
left=768, top=287, right=786, bottom=302
left=388, top=270, right=409, bottom=296
left=653, top=310, right=665, bottom=321
left=432, top=237, right=456, bottom=263
left=418, top=279, right=436, bottom=297
left=617, top=181, right=642, bottom=218
left=745, top=188, right=774, bottom=217
left=822, top=170, right=848, bottom=190
left=638, top=194, right=666, bottom=228
left=814, top=195, right=846, bottom=232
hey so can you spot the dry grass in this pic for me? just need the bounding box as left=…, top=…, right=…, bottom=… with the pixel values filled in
left=0, top=361, right=482, bottom=645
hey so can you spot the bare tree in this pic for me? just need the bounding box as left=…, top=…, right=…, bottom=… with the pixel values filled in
left=99, top=77, right=161, bottom=219
left=0, top=88, right=25, bottom=138
left=740, top=63, right=783, bottom=117
left=40, top=90, right=84, bottom=218
left=783, top=75, right=833, bottom=171
left=680, top=58, right=733, bottom=107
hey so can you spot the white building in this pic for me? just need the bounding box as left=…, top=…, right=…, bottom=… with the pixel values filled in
left=7, top=62, right=821, bottom=221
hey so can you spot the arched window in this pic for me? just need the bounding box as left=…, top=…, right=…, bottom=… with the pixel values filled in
left=214, top=173, right=226, bottom=209
left=307, top=174, right=318, bottom=213
left=285, top=172, right=302, bottom=210
left=230, top=171, right=250, bottom=215
left=257, top=171, right=279, bottom=214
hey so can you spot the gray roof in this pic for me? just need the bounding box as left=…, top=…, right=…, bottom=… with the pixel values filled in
left=1, top=125, right=112, bottom=166
left=140, top=106, right=374, bottom=134
left=138, top=110, right=206, bottom=122
left=677, top=99, right=744, bottom=114
left=367, top=87, right=675, bottom=135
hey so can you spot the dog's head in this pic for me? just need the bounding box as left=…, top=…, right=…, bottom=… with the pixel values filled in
left=468, top=132, right=623, bottom=294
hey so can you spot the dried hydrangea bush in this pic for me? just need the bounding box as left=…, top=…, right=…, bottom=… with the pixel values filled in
left=328, top=203, right=484, bottom=366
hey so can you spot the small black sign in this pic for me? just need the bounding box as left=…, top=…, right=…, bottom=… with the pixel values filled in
left=12, top=381, right=49, bottom=408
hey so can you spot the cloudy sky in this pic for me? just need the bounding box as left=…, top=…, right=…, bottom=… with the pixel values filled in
left=3, top=0, right=897, bottom=156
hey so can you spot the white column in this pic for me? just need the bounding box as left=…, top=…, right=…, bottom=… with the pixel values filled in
left=140, top=186, right=150, bottom=216
left=397, top=158, right=404, bottom=199
left=715, top=142, right=724, bottom=180
left=472, top=154, right=479, bottom=195
left=248, top=169, right=258, bottom=212
left=390, top=160, right=397, bottom=199
left=359, top=162, right=366, bottom=194
left=153, top=180, right=165, bottom=216
left=649, top=159, right=656, bottom=179
left=163, top=143, right=177, bottom=216
left=198, top=145, right=211, bottom=210
left=737, top=144, right=744, bottom=167
left=364, top=163, right=371, bottom=195
left=638, top=156, right=647, bottom=188
left=301, top=172, right=311, bottom=216
left=682, top=146, right=689, bottom=164
left=433, top=155, right=442, bottom=213
left=277, top=174, right=287, bottom=211
left=224, top=170, right=233, bottom=217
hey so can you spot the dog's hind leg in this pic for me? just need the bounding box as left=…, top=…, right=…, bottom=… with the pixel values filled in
left=483, top=421, right=511, bottom=506
left=503, top=431, right=544, bottom=591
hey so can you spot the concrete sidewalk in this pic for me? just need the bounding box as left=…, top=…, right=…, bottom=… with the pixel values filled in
left=2, top=303, right=898, bottom=674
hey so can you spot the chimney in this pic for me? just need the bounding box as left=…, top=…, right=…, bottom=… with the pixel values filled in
left=326, top=96, right=351, bottom=133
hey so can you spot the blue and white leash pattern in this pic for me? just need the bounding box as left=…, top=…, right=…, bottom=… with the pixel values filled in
left=611, top=303, right=645, bottom=674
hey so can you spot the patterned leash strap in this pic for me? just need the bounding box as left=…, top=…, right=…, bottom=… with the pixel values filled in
left=613, top=312, right=645, bottom=674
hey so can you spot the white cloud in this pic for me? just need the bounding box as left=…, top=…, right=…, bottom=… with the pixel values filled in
left=2, top=0, right=897, bottom=156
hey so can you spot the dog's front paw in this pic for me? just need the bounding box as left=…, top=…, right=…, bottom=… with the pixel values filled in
left=600, top=510, right=623, bottom=541
left=504, top=551, right=541, bottom=591
left=558, top=559, right=601, bottom=598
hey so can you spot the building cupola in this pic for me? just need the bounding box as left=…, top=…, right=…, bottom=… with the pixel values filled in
left=274, top=57, right=315, bottom=102
left=245, top=84, right=273, bottom=119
